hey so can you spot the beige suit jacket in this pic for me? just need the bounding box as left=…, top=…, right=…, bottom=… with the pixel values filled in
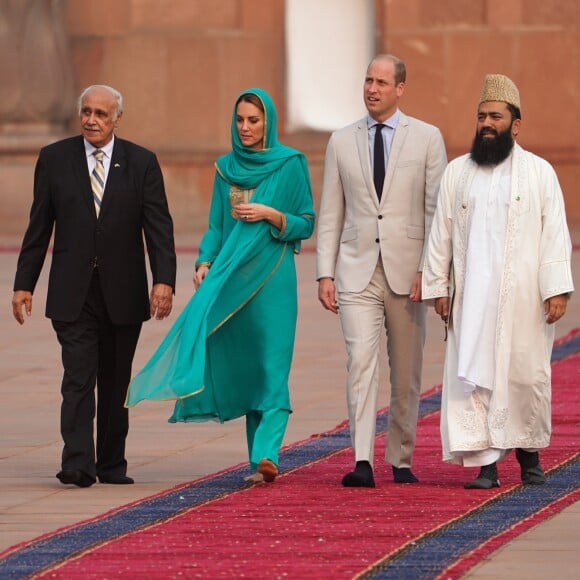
left=316, top=112, right=447, bottom=294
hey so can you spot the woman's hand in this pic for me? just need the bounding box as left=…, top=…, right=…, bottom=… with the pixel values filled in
left=193, top=265, right=209, bottom=289
left=234, top=203, right=283, bottom=229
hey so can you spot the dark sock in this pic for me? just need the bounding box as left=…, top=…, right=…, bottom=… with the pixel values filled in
left=515, top=448, right=539, bottom=469
left=354, top=460, right=373, bottom=475
left=515, top=449, right=546, bottom=484
left=478, top=462, right=498, bottom=481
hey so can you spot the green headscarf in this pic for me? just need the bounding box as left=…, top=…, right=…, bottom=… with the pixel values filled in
left=216, top=87, right=301, bottom=188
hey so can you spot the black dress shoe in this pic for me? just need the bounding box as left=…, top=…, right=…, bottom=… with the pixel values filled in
left=392, top=466, right=419, bottom=484
left=515, top=449, right=546, bottom=485
left=464, top=462, right=500, bottom=489
left=56, top=469, right=95, bottom=488
left=341, top=461, right=375, bottom=488
left=98, top=474, right=134, bottom=485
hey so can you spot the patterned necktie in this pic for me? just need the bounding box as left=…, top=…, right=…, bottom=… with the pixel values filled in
left=373, top=123, right=386, bottom=201
left=91, top=149, right=106, bottom=216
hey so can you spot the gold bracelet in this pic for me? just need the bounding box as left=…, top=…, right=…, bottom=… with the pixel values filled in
left=277, top=212, right=287, bottom=238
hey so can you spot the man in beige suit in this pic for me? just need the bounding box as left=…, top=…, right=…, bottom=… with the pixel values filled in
left=317, top=54, right=447, bottom=486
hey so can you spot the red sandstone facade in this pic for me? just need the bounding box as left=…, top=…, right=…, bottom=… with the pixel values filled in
left=1, top=0, right=578, bottom=241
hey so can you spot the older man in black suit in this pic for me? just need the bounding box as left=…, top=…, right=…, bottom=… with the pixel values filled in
left=12, top=85, right=176, bottom=487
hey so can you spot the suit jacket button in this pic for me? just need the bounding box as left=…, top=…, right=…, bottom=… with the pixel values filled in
left=375, top=238, right=380, bottom=243
left=378, top=214, right=383, bottom=219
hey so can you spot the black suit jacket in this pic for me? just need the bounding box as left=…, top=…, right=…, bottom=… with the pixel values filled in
left=14, top=135, right=176, bottom=324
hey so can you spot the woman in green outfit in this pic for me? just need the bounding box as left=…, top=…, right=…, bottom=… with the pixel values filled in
left=126, top=88, right=315, bottom=483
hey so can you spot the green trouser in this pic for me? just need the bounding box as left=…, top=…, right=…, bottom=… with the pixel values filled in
left=246, top=409, right=290, bottom=470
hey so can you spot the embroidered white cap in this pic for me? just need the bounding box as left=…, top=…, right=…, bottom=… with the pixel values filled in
left=479, top=74, right=521, bottom=111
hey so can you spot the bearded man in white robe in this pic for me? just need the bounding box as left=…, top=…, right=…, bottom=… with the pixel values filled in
left=422, top=74, right=574, bottom=489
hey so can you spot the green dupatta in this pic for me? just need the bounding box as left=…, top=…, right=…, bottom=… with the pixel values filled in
left=125, top=88, right=313, bottom=408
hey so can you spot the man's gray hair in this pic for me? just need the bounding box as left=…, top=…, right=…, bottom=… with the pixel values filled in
left=78, top=85, right=124, bottom=119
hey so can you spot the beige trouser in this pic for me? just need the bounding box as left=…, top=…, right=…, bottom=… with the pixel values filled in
left=338, top=260, right=425, bottom=468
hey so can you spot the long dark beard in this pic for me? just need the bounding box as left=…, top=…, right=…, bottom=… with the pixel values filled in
left=470, top=126, right=515, bottom=166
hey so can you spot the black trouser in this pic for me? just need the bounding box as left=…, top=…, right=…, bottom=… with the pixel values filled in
left=52, top=271, right=142, bottom=479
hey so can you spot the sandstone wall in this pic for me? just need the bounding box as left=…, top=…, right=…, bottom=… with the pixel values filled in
left=1, top=0, right=578, bottom=244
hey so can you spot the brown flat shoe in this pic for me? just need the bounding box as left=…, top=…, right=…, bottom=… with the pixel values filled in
left=258, top=458, right=278, bottom=483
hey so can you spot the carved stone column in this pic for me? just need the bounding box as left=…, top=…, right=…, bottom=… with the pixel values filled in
left=0, top=0, right=75, bottom=151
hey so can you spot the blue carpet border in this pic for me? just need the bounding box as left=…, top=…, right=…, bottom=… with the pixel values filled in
left=362, top=456, right=579, bottom=579
left=0, top=337, right=578, bottom=578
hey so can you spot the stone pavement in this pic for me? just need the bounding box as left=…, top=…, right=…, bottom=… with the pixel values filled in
left=0, top=238, right=578, bottom=578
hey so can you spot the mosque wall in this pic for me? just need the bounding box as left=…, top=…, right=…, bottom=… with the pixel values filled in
left=0, top=0, right=578, bottom=243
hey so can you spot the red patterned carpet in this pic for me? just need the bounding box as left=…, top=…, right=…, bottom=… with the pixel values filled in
left=1, top=332, right=579, bottom=579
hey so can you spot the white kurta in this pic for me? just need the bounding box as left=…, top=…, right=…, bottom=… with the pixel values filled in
left=423, top=144, right=574, bottom=465
left=458, top=157, right=511, bottom=392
